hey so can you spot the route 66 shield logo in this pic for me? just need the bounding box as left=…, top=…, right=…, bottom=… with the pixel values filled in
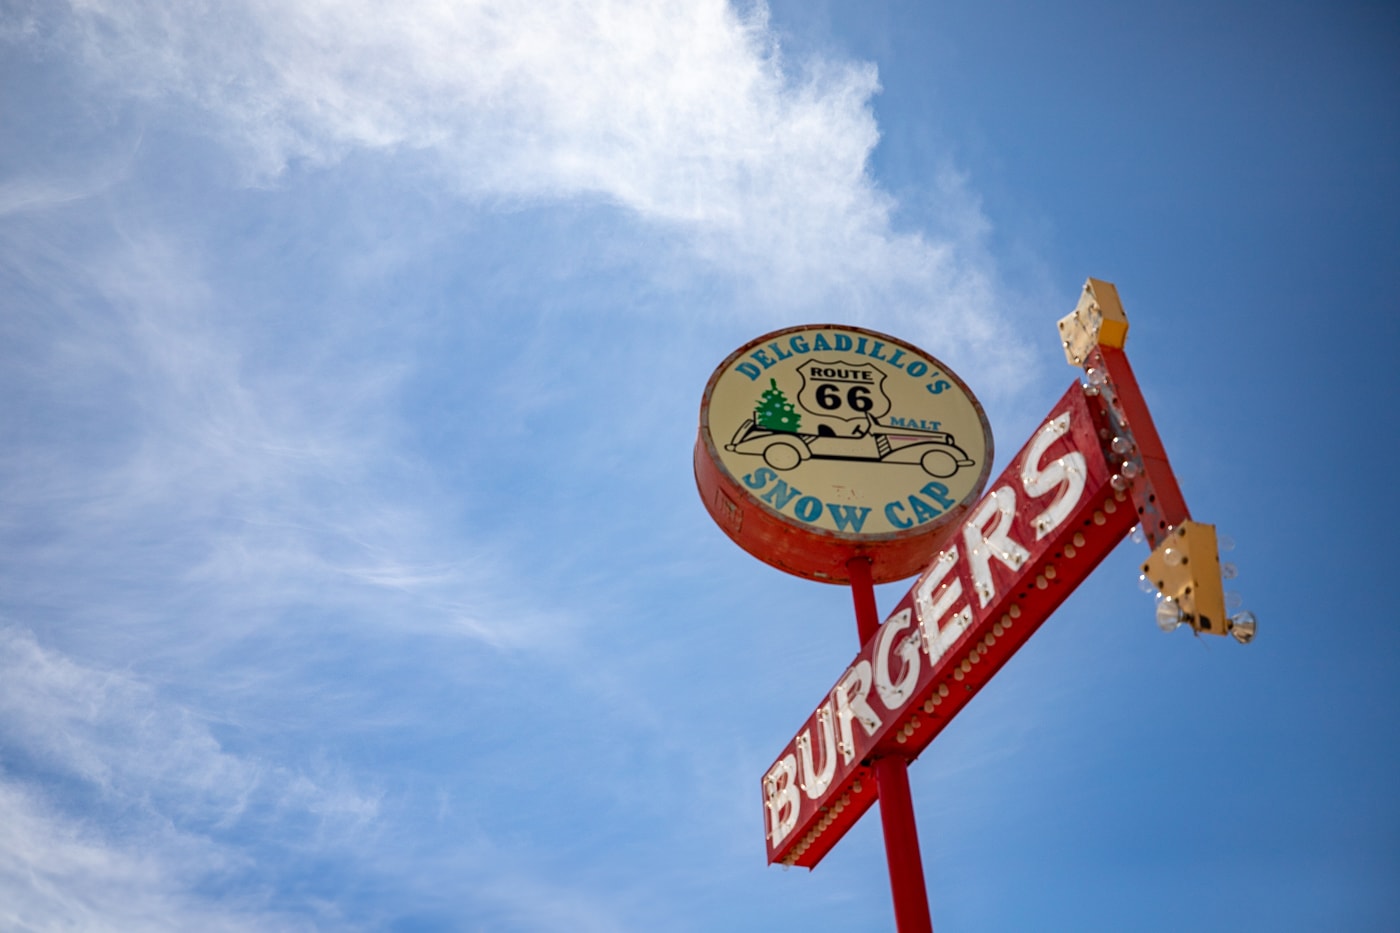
left=796, top=360, right=891, bottom=437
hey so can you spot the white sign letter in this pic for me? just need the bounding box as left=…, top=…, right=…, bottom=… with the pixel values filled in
left=874, top=608, right=921, bottom=711
left=1021, top=411, right=1087, bottom=540
left=963, top=487, right=1031, bottom=607
left=914, top=548, right=973, bottom=663
left=796, top=704, right=838, bottom=799
left=764, top=754, right=800, bottom=846
left=833, top=660, right=881, bottom=765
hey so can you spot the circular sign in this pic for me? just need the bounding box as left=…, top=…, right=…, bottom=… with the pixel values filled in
left=694, top=324, right=993, bottom=584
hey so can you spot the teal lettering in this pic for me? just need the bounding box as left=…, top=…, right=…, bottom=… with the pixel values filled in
left=926, top=379, right=951, bottom=395
left=908, top=494, right=941, bottom=524
left=889, top=416, right=910, bottom=427
left=906, top=361, right=928, bottom=378
left=886, top=348, right=907, bottom=368
left=753, top=349, right=777, bottom=369
left=920, top=481, right=956, bottom=509
left=737, top=362, right=762, bottom=381
left=868, top=340, right=889, bottom=361
left=793, top=496, right=822, bottom=522
left=834, top=334, right=853, bottom=351
left=743, top=467, right=777, bottom=490
left=761, top=480, right=803, bottom=510
left=856, top=336, right=869, bottom=355
left=790, top=335, right=810, bottom=354
left=826, top=504, right=871, bottom=532
left=769, top=341, right=793, bottom=362
left=812, top=333, right=833, bottom=351
left=885, top=500, right=913, bottom=529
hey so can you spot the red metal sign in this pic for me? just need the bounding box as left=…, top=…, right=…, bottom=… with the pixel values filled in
left=763, top=381, right=1138, bottom=867
left=732, top=279, right=1252, bottom=933
left=693, top=324, right=994, bottom=584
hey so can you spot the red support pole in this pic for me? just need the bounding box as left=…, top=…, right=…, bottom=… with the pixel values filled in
left=848, top=558, right=935, bottom=933
left=873, top=758, right=934, bottom=933
left=848, top=557, right=882, bottom=644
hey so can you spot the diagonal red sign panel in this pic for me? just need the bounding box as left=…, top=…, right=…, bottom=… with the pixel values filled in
left=763, top=382, right=1139, bottom=868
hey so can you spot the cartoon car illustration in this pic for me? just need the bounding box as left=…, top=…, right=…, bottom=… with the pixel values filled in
left=725, top=417, right=976, bottom=478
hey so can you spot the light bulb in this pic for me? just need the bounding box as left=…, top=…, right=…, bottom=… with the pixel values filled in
left=1121, top=461, right=1140, bottom=479
left=1086, top=367, right=1107, bottom=386
left=1221, top=562, right=1238, bottom=580
left=1138, top=574, right=1156, bottom=595
left=1226, top=591, right=1243, bottom=610
left=1130, top=525, right=1146, bottom=545
left=1229, top=610, right=1257, bottom=644
left=1218, top=533, right=1236, bottom=552
left=1111, top=436, right=1132, bottom=454
left=1162, top=547, right=1183, bottom=567
left=1156, top=597, right=1184, bottom=632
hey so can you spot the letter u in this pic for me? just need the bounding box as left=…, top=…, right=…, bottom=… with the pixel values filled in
left=796, top=703, right=838, bottom=799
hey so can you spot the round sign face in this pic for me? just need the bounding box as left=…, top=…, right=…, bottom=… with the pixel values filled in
left=694, top=324, right=993, bottom=584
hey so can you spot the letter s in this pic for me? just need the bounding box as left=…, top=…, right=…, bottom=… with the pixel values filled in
left=1021, top=411, right=1087, bottom=539
left=743, top=467, right=776, bottom=490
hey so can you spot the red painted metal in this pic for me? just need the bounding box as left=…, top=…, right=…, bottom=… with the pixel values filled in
left=849, top=557, right=935, bottom=932
left=756, top=324, right=1211, bottom=933
left=693, top=324, right=994, bottom=585
left=764, top=382, right=1138, bottom=868
left=692, top=424, right=969, bottom=584
left=849, top=557, right=936, bottom=933
left=873, top=758, right=934, bottom=933
left=1086, top=345, right=1191, bottom=548
left=848, top=557, right=882, bottom=643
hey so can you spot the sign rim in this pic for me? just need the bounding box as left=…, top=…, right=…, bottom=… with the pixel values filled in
left=696, top=323, right=995, bottom=584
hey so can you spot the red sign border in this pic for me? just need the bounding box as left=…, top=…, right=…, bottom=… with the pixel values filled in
left=763, top=381, right=1139, bottom=867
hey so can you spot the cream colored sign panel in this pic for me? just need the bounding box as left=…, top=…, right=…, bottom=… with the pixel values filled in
left=708, top=325, right=991, bottom=537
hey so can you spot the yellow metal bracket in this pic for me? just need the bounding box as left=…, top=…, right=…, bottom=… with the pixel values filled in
left=1054, top=278, right=1253, bottom=643
left=1140, top=521, right=1250, bottom=640
left=1058, top=277, right=1129, bottom=366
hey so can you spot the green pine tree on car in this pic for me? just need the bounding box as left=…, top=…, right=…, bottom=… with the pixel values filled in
left=754, top=378, right=801, bottom=433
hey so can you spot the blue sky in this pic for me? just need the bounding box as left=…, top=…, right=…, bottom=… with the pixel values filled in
left=1, top=1, right=1396, bottom=930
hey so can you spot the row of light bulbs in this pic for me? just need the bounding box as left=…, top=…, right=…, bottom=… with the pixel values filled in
left=1078, top=370, right=1256, bottom=644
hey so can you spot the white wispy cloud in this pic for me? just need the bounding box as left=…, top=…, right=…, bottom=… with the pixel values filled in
left=0, top=188, right=602, bottom=925
left=0, top=779, right=306, bottom=933
left=0, top=626, right=373, bottom=932
left=0, top=624, right=382, bottom=819
left=26, top=0, right=1032, bottom=386
left=0, top=208, right=559, bottom=655
left=0, top=2, right=1047, bottom=926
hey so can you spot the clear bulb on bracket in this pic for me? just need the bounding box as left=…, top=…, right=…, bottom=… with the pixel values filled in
left=1130, top=525, right=1146, bottom=545
left=1156, top=597, right=1184, bottom=632
left=1229, top=610, right=1257, bottom=644
left=1221, top=562, right=1238, bottom=580
left=1137, top=574, right=1156, bottom=595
